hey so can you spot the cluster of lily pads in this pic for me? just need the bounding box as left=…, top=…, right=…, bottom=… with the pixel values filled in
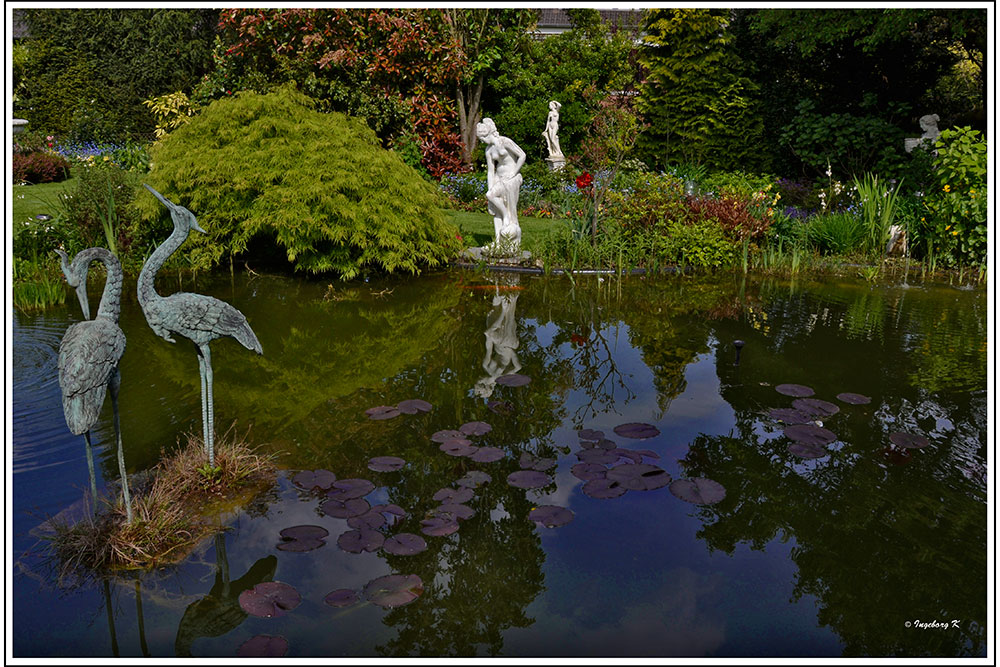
left=767, top=383, right=930, bottom=462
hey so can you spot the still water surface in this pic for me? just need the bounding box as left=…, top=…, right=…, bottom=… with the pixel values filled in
left=11, top=271, right=987, bottom=657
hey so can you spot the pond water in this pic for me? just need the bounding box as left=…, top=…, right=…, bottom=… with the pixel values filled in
left=11, top=270, right=987, bottom=658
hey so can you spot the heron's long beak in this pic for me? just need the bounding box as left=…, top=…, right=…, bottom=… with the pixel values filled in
left=144, top=183, right=174, bottom=210
left=54, top=249, right=74, bottom=285
left=191, top=218, right=207, bottom=234
left=75, top=284, right=91, bottom=320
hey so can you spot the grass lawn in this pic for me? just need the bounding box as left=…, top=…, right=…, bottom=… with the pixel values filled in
left=443, top=209, right=564, bottom=248
left=13, top=172, right=79, bottom=224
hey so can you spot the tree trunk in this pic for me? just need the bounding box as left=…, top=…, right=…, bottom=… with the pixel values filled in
left=456, top=74, right=484, bottom=169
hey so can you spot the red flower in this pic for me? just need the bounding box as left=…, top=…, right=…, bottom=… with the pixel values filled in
left=456, top=234, right=463, bottom=241
left=570, top=333, right=588, bottom=346
left=226, top=90, right=232, bottom=95
left=576, top=172, right=593, bottom=190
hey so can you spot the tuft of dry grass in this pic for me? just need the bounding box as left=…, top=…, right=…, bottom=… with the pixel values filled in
left=45, top=423, right=276, bottom=579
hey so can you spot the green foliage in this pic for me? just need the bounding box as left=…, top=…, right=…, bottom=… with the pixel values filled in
left=698, top=170, right=776, bottom=200
left=637, top=9, right=765, bottom=172
left=133, top=87, right=461, bottom=279
left=808, top=212, right=866, bottom=255
left=62, top=164, right=141, bottom=260
left=853, top=173, right=903, bottom=258
left=649, top=218, right=739, bottom=269
left=919, top=127, right=987, bottom=267
left=19, top=9, right=218, bottom=141
left=12, top=253, right=67, bottom=312
left=143, top=91, right=198, bottom=140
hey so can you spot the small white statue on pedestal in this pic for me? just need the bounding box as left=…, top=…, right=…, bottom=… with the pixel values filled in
left=477, top=118, right=526, bottom=252
left=542, top=101, right=566, bottom=171
left=905, top=113, right=941, bottom=153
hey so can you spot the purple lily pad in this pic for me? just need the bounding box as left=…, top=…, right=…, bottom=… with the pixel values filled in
left=238, top=582, right=301, bottom=618
left=788, top=442, right=828, bottom=459
left=460, top=421, right=492, bottom=436
left=577, top=429, right=605, bottom=441
left=496, top=373, right=531, bottom=387
left=323, top=589, right=360, bottom=608
left=486, top=399, right=514, bottom=415
left=889, top=432, right=931, bottom=449
left=582, top=478, right=627, bottom=499
left=783, top=423, right=837, bottom=446
left=529, top=505, right=575, bottom=528
left=469, top=446, right=505, bottom=463
left=237, top=635, right=288, bottom=658
left=837, top=392, right=871, bottom=405
left=519, top=453, right=557, bottom=471
left=396, top=398, right=432, bottom=414
left=775, top=383, right=815, bottom=397
left=366, top=405, right=400, bottom=421
left=577, top=448, right=618, bottom=465
left=371, top=503, right=407, bottom=518
left=276, top=537, right=325, bottom=553
left=326, top=478, right=376, bottom=501
left=606, top=463, right=672, bottom=491
left=669, top=478, right=726, bottom=505
left=420, top=516, right=460, bottom=536
left=383, top=533, right=428, bottom=556
left=348, top=510, right=387, bottom=531
left=571, top=462, right=608, bottom=481
left=792, top=398, right=841, bottom=418
left=291, top=469, right=336, bottom=490
left=580, top=438, right=617, bottom=451
left=368, top=456, right=405, bottom=472
left=507, top=470, right=552, bottom=489
left=433, top=487, right=474, bottom=504
left=613, top=423, right=660, bottom=439
left=337, top=528, right=385, bottom=553
left=632, top=448, right=660, bottom=460
left=767, top=408, right=815, bottom=425
left=614, top=449, right=644, bottom=464
left=440, top=441, right=478, bottom=457
left=277, top=525, right=329, bottom=552
left=432, top=503, right=475, bottom=521
left=431, top=429, right=465, bottom=443
left=320, top=497, right=371, bottom=519
left=364, top=574, right=423, bottom=609
left=456, top=471, right=492, bottom=488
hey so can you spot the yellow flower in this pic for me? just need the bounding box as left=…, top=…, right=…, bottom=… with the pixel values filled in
left=952, top=231, right=958, bottom=236
left=945, top=225, right=951, bottom=230
left=970, top=188, right=976, bottom=194
left=920, top=217, right=925, bottom=222
left=103, top=155, right=110, bottom=161
left=943, top=184, right=951, bottom=192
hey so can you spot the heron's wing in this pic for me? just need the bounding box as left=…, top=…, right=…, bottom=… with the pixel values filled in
left=57, top=321, right=126, bottom=434
left=166, top=293, right=261, bottom=353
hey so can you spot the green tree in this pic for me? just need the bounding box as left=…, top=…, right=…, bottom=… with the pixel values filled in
left=636, top=9, right=764, bottom=172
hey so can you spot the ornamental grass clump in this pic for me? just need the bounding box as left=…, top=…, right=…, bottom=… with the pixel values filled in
left=132, top=85, right=461, bottom=278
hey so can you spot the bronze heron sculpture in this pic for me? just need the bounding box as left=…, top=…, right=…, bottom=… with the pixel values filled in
left=56, top=247, right=132, bottom=522
left=139, top=185, right=262, bottom=466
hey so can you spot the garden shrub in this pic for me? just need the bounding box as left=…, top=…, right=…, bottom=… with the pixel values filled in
left=61, top=163, right=141, bottom=259
left=684, top=193, right=774, bottom=242
left=648, top=218, right=738, bottom=269
left=808, top=212, right=866, bottom=255
left=13, top=151, right=71, bottom=184
left=698, top=170, right=775, bottom=200
left=132, top=86, right=461, bottom=279
left=605, top=172, right=687, bottom=230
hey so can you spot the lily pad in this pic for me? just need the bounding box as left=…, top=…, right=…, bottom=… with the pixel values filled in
left=431, top=429, right=465, bottom=443
left=276, top=538, right=325, bottom=553
left=632, top=448, right=660, bottom=460
left=277, top=525, right=329, bottom=552
left=320, top=497, right=370, bottom=519
left=291, top=469, right=336, bottom=490
left=420, top=516, right=460, bottom=536
left=323, top=589, right=360, bottom=608
left=767, top=408, right=815, bottom=424
left=519, top=453, right=557, bottom=471
left=614, top=449, right=644, bottom=464
left=383, top=533, right=428, bottom=556
left=456, top=471, right=492, bottom=488
left=469, top=446, right=505, bottom=463
left=507, top=470, right=552, bottom=489
left=348, top=510, right=387, bottom=531
left=496, top=373, right=531, bottom=387
left=460, top=421, right=492, bottom=436
left=613, top=423, right=661, bottom=439
left=439, top=441, right=478, bottom=457
left=364, top=574, right=423, bottom=609
left=792, top=398, right=841, bottom=418
left=577, top=428, right=605, bottom=441
left=486, top=400, right=514, bottom=415
left=337, top=528, right=385, bottom=553
left=365, top=405, right=400, bottom=421
left=580, top=438, right=618, bottom=451
left=326, top=478, right=376, bottom=501
left=582, top=478, right=627, bottom=499
left=368, top=456, right=406, bottom=472
left=371, top=503, right=407, bottom=518
left=238, top=582, right=301, bottom=618
left=837, top=392, right=871, bottom=405
left=783, top=423, right=837, bottom=446
left=606, top=463, right=672, bottom=491
left=237, top=635, right=288, bottom=658
left=669, top=478, right=726, bottom=505
left=529, top=505, right=575, bottom=528
left=396, top=398, right=432, bottom=414
left=571, top=462, right=608, bottom=481
left=788, top=442, right=828, bottom=459
left=432, top=503, right=475, bottom=521
left=577, top=448, right=618, bottom=465
left=433, top=487, right=474, bottom=504
left=889, top=432, right=931, bottom=449
left=775, top=383, right=814, bottom=397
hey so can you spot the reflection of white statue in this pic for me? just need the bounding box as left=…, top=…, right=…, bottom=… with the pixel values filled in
left=474, top=280, right=521, bottom=399
left=542, top=101, right=563, bottom=159
left=477, top=118, right=526, bottom=250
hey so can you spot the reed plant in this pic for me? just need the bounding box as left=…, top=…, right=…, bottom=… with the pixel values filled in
left=12, top=252, right=67, bottom=312
left=853, top=173, right=903, bottom=259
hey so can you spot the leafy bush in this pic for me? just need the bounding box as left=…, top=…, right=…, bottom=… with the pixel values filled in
left=698, top=170, right=776, bottom=200
left=684, top=194, right=774, bottom=242
left=13, top=151, right=71, bottom=184
left=605, top=172, right=687, bottom=230
left=61, top=163, right=141, bottom=258
left=808, top=212, right=866, bottom=255
left=648, top=218, right=738, bottom=269
left=132, top=86, right=461, bottom=278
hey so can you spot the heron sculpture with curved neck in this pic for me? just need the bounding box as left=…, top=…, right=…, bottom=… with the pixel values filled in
left=55, top=246, right=132, bottom=522
left=139, top=185, right=262, bottom=466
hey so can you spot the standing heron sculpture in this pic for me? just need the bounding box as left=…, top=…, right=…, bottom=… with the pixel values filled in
left=55, top=247, right=133, bottom=522
left=139, top=185, right=262, bottom=467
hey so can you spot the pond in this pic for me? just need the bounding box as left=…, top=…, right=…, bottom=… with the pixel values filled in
left=12, top=270, right=987, bottom=658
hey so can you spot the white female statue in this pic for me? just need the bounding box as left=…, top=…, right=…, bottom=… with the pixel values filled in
left=542, top=100, right=563, bottom=159
left=476, top=118, right=526, bottom=250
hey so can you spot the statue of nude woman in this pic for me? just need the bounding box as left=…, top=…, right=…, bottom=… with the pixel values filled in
left=476, top=118, right=526, bottom=251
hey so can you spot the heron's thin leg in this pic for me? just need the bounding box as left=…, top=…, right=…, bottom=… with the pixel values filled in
left=110, top=370, right=132, bottom=523
left=83, top=431, right=98, bottom=515
left=134, top=577, right=150, bottom=657
left=197, top=348, right=208, bottom=456
left=202, top=344, right=215, bottom=467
